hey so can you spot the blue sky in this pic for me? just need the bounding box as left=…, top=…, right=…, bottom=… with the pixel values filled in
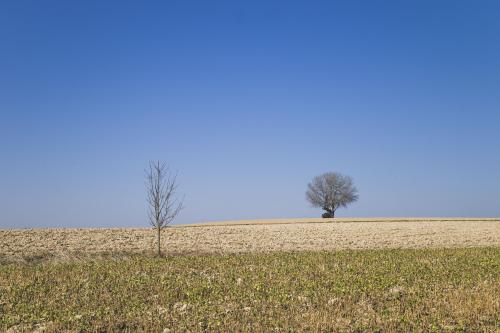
left=1, top=0, right=499, bottom=228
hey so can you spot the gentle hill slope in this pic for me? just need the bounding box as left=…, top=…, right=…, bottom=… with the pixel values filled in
left=1, top=218, right=499, bottom=263
left=178, top=217, right=500, bottom=227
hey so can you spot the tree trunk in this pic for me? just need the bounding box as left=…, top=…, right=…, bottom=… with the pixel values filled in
left=157, top=226, right=161, bottom=257
left=322, top=209, right=335, bottom=218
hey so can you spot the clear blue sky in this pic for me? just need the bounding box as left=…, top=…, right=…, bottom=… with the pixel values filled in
left=1, top=1, right=499, bottom=228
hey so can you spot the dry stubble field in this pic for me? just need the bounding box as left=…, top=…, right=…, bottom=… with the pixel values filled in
left=1, top=218, right=499, bottom=263
left=1, top=218, right=500, bottom=332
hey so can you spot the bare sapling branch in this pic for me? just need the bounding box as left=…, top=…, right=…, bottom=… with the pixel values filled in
left=146, top=161, right=184, bottom=256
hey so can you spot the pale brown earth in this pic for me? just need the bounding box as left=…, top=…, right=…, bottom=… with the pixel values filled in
left=1, top=218, right=499, bottom=263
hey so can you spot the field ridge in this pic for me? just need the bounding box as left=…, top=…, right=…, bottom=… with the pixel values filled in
left=1, top=218, right=499, bottom=264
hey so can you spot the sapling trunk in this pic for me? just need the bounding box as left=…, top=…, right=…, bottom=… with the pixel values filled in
left=157, top=226, right=161, bottom=257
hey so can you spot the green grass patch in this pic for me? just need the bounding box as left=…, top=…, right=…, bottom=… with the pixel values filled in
left=1, top=248, right=499, bottom=332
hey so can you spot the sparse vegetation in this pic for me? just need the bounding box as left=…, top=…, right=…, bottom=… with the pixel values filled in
left=1, top=248, right=499, bottom=332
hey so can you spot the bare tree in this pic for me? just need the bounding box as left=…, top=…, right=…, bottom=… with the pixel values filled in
left=306, top=172, right=358, bottom=218
left=146, top=161, right=183, bottom=256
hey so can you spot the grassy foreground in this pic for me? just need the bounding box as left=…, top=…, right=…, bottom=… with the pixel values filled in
left=0, top=248, right=499, bottom=332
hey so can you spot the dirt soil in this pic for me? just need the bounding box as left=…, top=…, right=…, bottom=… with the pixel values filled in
left=1, top=218, right=499, bottom=263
